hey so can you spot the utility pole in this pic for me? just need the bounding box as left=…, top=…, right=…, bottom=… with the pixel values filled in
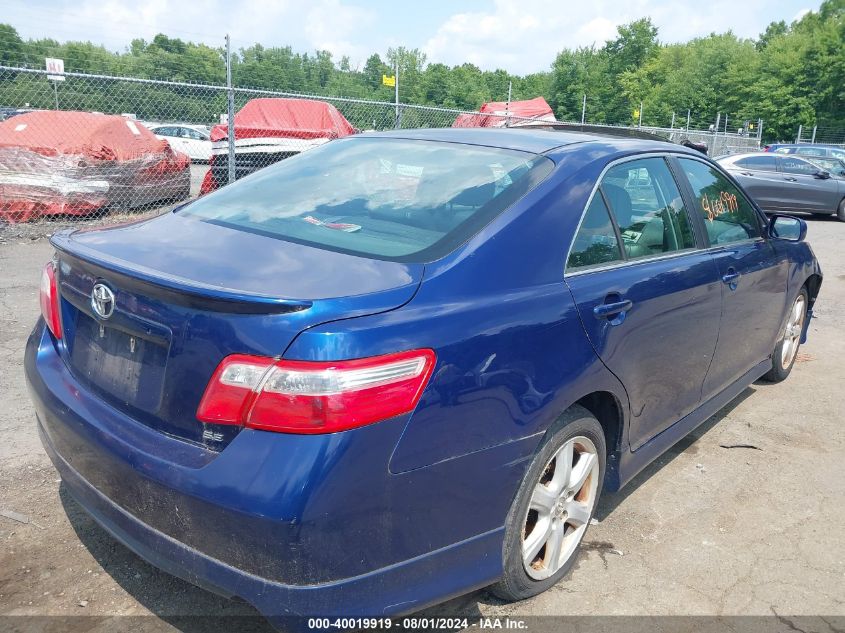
left=670, top=112, right=675, bottom=130
left=686, top=109, right=691, bottom=131
left=225, top=34, right=235, bottom=185
left=581, top=94, right=586, bottom=124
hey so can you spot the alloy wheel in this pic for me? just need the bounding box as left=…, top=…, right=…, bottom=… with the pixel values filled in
left=780, top=294, right=806, bottom=368
left=521, top=435, right=600, bottom=580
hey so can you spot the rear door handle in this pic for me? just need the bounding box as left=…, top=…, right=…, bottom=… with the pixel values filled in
left=722, top=269, right=740, bottom=289
left=593, top=299, right=633, bottom=318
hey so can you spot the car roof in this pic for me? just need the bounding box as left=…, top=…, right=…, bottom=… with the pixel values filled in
left=362, top=127, right=681, bottom=156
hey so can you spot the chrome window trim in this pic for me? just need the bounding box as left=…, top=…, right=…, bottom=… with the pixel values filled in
left=566, top=237, right=767, bottom=278
left=564, top=151, right=700, bottom=277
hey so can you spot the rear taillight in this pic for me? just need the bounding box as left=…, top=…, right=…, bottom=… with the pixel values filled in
left=197, top=349, right=436, bottom=434
left=39, top=261, right=62, bottom=339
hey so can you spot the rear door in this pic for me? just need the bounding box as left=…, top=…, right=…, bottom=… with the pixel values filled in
left=565, top=155, right=721, bottom=450
left=777, top=155, right=840, bottom=212
left=674, top=157, right=789, bottom=399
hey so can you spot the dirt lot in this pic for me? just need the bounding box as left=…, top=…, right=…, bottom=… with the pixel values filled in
left=0, top=213, right=843, bottom=631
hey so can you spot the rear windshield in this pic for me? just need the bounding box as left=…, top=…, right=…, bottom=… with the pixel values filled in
left=183, top=136, right=553, bottom=262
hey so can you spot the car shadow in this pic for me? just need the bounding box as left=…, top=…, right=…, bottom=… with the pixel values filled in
left=59, top=386, right=758, bottom=628
left=59, top=485, right=275, bottom=633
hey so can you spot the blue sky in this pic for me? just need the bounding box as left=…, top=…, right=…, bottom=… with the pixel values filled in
left=5, top=0, right=821, bottom=74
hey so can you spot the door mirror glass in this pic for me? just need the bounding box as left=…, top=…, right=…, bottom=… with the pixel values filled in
left=770, top=215, right=806, bottom=242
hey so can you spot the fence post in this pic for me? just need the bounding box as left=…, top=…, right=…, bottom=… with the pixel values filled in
left=225, top=34, right=236, bottom=185
left=670, top=112, right=675, bottom=130
left=581, top=94, right=586, bottom=124
left=811, top=125, right=817, bottom=143
left=638, top=101, right=643, bottom=128
left=796, top=125, right=802, bottom=144
left=505, top=81, right=512, bottom=128
left=394, top=61, right=400, bottom=129
left=686, top=109, right=691, bottom=131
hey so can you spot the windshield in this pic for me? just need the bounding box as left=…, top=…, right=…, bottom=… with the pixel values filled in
left=183, top=136, right=553, bottom=262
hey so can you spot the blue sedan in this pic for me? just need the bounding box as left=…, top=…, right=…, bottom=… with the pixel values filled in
left=25, top=128, right=822, bottom=624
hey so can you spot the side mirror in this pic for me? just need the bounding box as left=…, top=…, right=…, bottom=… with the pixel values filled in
left=769, top=214, right=807, bottom=242
left=814, top=170, right=831, bottom=179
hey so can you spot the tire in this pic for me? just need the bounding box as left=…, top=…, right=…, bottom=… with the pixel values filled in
left=837, top=198, right=845, bottom=222
left=762, top=288, right=808, bottom=383
left=490, top=406, right=605, bottom=601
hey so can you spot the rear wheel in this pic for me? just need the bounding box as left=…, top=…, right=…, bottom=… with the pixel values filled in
left=837, top=198, right=845, bottom=222
left=490, top=406, right=605, bottom=601
left=762, top=288, right=808, bottom=383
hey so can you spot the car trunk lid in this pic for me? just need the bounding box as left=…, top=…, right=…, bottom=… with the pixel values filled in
left=51, top=212, right=423, bottom=448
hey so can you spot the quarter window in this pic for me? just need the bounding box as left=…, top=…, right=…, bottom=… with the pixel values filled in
left=566, top=194, right=622, bottom=271
left=678, top=158, right=761, bottom=245
left=600, top=158, right=695, bottom=260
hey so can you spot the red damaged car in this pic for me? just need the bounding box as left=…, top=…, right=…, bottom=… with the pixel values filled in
left=0, top=111, right=191, bottom=223
left=200, top=98, right=356, bottom=194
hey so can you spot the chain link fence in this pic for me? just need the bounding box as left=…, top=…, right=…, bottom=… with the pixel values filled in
left=0, top=65, right=761, bottom=226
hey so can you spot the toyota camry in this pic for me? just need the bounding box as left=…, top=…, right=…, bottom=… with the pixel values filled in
left=25, top=128, right=822, bottom=625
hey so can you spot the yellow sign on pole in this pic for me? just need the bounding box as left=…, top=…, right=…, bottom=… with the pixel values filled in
left=382, top=74, right=396, bottom=87
left=633, top=109, right=640, bottom=119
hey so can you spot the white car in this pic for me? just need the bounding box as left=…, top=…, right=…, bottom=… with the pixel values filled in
left=149, top=124, right=211, bottom=163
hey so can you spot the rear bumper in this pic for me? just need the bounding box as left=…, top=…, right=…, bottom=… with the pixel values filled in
left=40, top=423, right=502, bottom=619
left=25, top=323, right=528, bottom=618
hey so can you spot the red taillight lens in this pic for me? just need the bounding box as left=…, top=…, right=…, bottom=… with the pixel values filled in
left=39, top=261, right=62, bottom=339
left=197, top=349, right=436, bottom=434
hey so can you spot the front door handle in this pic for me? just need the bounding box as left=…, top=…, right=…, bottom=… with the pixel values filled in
left=784, top=177, right=798, bottom=182
left=722, top=269, right=740, bottom=290
left=593, top=299, right=633, bottom=319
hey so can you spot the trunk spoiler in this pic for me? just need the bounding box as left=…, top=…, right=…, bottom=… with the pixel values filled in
left=51, top=229, right=312, bottom=315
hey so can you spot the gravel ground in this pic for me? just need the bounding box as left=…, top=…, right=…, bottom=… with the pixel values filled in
left=0, top=213, right=843, bottom=632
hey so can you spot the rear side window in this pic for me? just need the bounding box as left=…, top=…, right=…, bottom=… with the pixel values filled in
left=795, top=147, right=825, bottom=157
left=567, top=194, right=622, bottom=271
left=184, top=137, right=553, bottom=262
left=601, top=158, right=695, bottom=260
left=678, top=158, right=762, bottom=245
left=737, top=155, right=777, bottom=171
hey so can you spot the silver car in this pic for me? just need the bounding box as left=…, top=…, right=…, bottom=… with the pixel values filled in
left=718, top=152, right=845, bottom=221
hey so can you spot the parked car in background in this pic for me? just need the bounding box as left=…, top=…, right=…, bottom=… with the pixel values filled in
left=718, top=152, right=845, bottom=221
left=200, top=98, right=356, bottom=194
left=26, top=129, right=821, bottom=624
left=0, top=111, right=191, bottom=222
left=764, top=143, right=845, bottom=161
left=149, top=124, right=211, bottom=163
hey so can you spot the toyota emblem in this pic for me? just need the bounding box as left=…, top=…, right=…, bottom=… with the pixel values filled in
left=91, top=283, right=115, bottom=319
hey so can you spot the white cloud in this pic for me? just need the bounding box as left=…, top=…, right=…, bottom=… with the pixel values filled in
left=304, top=0, right=376, bottom=62
left=423, top=0, right=814, bottom=74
